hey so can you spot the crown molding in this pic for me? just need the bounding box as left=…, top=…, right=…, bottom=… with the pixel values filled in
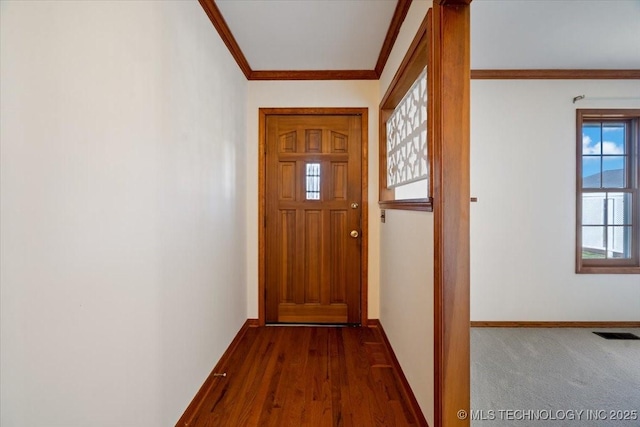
left=200, top=0, right=412, bottom=81
left=375, top=0, right=413, bottom=77
left=200, top=1, right=639, bottom=82
left=437, top=0, right=473, bottom=4
left=198, top=0, right=251, bottom=79
left=249, top=70, right=378, bottom=81
left=471, top=69, right=640, bottom=80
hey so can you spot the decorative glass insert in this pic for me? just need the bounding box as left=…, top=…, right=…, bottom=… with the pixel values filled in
left=386, top=67, right=428, bottom=190
left=306, top=163, right=321, bottom=200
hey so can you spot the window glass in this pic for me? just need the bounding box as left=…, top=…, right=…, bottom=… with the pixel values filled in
left=305, top=163, right=320, bottom=200
left=577, top=111, right=639, bottom=273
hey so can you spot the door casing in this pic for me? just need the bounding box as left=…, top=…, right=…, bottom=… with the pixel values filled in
left=258, top=108, right=369, bottom=326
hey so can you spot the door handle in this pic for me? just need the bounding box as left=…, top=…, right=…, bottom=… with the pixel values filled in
left=350, top=230, right=359, bottom=238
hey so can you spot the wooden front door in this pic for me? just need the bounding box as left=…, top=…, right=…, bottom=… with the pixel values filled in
left=265, top=113, right=363, bottom=324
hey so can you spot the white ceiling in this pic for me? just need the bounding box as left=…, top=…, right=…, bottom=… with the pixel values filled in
left=215, top=0, right=398, bottom=70
left=215, top=0, right=640, bottom=72
left=471, top=0, right=640, bottom=69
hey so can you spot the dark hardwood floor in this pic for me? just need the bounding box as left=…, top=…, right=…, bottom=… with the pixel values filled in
left=178, top=324, right=427, bottom=426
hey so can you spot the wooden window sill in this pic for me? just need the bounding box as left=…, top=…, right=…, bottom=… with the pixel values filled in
left=378, top=198, right=433, bottom=212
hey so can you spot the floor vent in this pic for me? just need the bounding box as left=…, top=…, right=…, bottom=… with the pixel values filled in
left=593, top=332, right=640, bottom=340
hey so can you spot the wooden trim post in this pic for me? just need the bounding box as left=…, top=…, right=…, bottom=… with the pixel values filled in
left=432, top=2, right=471, bottom=426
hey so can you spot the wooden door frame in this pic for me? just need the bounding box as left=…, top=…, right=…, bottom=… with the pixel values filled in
left=258, top=108, right=369, bottom=327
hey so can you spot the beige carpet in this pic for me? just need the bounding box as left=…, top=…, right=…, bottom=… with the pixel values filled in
left=471, top=328, right=640, bottom=426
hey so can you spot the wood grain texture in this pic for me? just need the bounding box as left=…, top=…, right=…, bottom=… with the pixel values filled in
left=259, top=111, right=267, bottom=325
left=375, top=0, right=414, bottom=77
left=176, top=319, right=259, bottom=426
left=378, top=199, right=433, bottom=211
left=471, top=321, right=640, bottom=328
left=265, top=115, right=361, bottom=324
left=577, top=266, right=640, bottom=274
left=471, top=69, right=640, bottom=80
left=359, top=112, right=369, bottom=326
left=259, top=109, right=369, bottom=326
left=198, top=0, right=252, bottom=79
left=437, top=0, right=473, bottom=4
left=176, top=325, right=428, bottom=426
left=260, top=108, right=369, bottom=116
left=249, top=70, right=379, bottom=81
left=378, top=12, right=430, bottom=210
left=378, top=109, right=395, bottom=203
left=380, top=14, right=429, bottom=110
left=432, top=2, right=471, bottom=427
left=369, top=320, right=430, bottom=426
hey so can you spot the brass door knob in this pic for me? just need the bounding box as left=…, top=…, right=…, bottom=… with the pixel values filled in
left=350, top=230, right=359, bottom=238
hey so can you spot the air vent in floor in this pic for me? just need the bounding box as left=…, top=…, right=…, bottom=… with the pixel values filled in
left=593, top=332, right=640, bottom=340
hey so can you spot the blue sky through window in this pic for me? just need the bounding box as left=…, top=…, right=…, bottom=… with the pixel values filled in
left=582, top=122, right=626, bottom=187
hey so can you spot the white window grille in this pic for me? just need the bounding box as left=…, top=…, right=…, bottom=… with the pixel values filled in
left=386, top=67, right=428, bottom=191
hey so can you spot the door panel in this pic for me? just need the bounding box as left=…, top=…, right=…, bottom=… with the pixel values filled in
left=265, top=114, right=362, bottom=324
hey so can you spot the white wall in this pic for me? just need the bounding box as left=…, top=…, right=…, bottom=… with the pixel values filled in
left=379, top=209, right=435, bottom=421
left=0, top=2, right=247, bottom=426
left=246, top=80, right=381, bottom=318
left=377, top=1, right=435, bottom=425
left=471, top=80, right=640, bottom=321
